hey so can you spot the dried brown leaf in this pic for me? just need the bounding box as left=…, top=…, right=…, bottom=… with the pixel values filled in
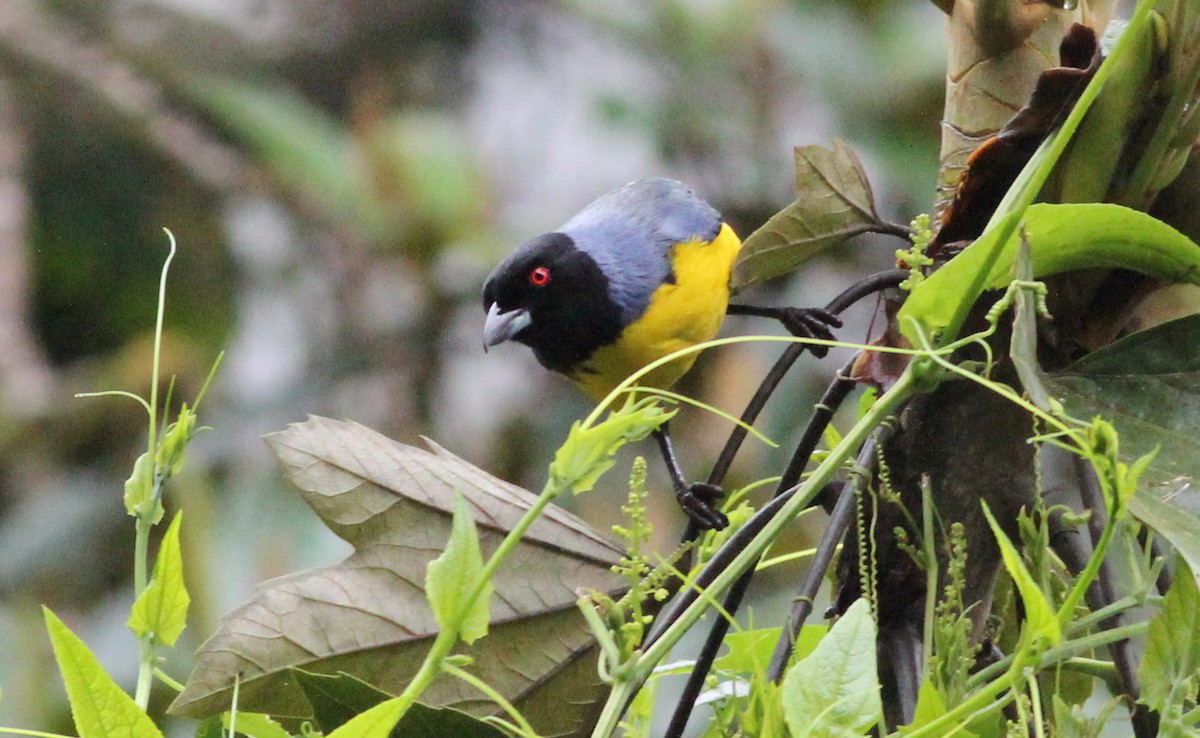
left=171, top=416, right=625, bottom=738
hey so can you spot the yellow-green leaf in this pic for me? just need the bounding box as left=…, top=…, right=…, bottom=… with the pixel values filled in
left=326, top=696, right=407, bottom=738
left=899, top=204, right=1200, bottom=347
left=1140, top=560, right=1200, bottom=712
left=781, top=598, right=881, bottom=738
left=550, top=398, right=673, bottom=495
left=44, top=607, right=164, bottom=738
left=129, top=511, right=190, bottom=646
left=222, top=712, right=292, bottom=738
left=425, top=493, right=490, bottom=644
left=981, top=502, right=1061, bottom=648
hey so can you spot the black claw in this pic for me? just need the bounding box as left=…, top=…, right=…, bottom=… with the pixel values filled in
left=676, top=482, right=729, bottom=530
left=778, top=307, right=842, bottom=357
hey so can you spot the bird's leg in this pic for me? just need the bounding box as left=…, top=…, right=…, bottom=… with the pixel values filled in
left=726, top=303, right=843, bottom=357
left=652, top=424, right=729, bottom=530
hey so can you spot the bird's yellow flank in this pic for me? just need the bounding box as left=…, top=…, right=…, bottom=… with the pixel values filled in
left=571, top=223, right=742, bottom=400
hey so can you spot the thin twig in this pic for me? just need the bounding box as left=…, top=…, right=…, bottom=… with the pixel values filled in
left=765, top=429, right=889, bottom=681
left=1074, top=454, right=1159, bottom=738
left=658, top=270, right=907, bottom=737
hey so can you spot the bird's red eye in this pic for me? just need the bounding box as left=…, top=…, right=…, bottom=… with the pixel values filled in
left=529, top=266, right=551, bottom=286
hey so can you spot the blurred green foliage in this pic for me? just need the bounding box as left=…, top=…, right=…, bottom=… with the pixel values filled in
left=0, top=0, right=945, bottom=728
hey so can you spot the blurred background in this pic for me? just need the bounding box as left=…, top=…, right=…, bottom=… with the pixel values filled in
left=0, top=0, right=946, bottom=729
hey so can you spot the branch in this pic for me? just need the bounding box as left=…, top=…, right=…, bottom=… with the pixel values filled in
left=0, top=0, right=249, bottom=192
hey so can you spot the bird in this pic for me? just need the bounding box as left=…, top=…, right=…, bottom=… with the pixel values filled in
left=482, top=178, right=839, bottom=530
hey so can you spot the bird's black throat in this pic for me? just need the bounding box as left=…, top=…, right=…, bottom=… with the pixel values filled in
left=483, top=232, right=625, bottom=377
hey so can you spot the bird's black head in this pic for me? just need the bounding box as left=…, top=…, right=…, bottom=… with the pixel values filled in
left=482, top=232, right=624, bottom=375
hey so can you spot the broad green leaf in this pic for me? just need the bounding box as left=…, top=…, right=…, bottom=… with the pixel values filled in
left=222, top=712, right=291, bottom=738
left=901, top=676, right=996, bottom=736
left=899, top=203, right=1200, bottom=347
left=425, top=492, right=490, bottom=644
left=128, top=511, right=189, bottom=646
left=292, top=669, right=394, bottom=731
left=326, top=696, right=405, bottom=738
left=714, top=625, right=826, bottom=676
left=733, top=140, right=883, bottom=292
left=1050, top=693, right=1124, bottom=738
left=713, top=628, right=778, bottom=676
left=1140, top=561, right=1200, bottom=712
left=1046, top=315, right=1200, bottom=575
left=781, top=598, right=881, bottom=738
left=902, top=679, right=980, bottom=737
left=291, top=670, right=510, bottom=738
left=43, top=607, right=164, bottom=738
left=194, top=716, right=223, bottom=738
left=550, top=398, right=673, bottom=495
left=172, top=416, right=625, bottom=738
left=981, top=502, right=1060, bottom=648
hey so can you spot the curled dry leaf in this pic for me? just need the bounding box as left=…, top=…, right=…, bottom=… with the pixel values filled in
left=171, top=416, right=626, bottom=738
left=932, top=24, right=1100, bottom=254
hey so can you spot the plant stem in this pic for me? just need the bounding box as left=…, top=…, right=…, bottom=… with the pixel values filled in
left=968, top=621, right=1149, bottom=688
left=905, top=651, right=1030, bottom=738
left=154, top=667, right=185, bottom=692
left=133, top=513, right=154, bottom=709
left=388, top=469, right=580, bottom=724
left=444, top=664, right=539, bottom=738
left=131, top=231, right=175, bottom=710
left=590, top=681, right=640, bottom=738
left=1056, top=487, right=1117, bottom=627
left=643, top=367, right=914, bottom=666
left=588, top=364, right=919, bottom=738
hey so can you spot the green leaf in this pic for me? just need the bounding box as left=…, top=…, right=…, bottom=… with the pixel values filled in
left=712, top=627, right=779, bottom=676
left=899, top=203, right=1200, bottom=346
left=325, top=696, right=406, bottom=738
left=1050, top=692, right=1122, bottom=738
left=178, top=74, right=393, bottom=241
left=222, top=712, right=292, bottom=738
left=714, top=625, right=826, bottom=676
left=903, top=679, right=981, bottom=736
left=550, top=398, right=674, bottom=495
left=157, top=405, right=198, bottom=478
left=426, top=492, right=490, bottom=645
left=1045, top=315, right=1200, bottom=576
left=733, top=139, right=884, bottom=292
left=781, top=598, right=881, bottom=738
left=980, top=502, right=1061, bottom=648
left=129, top=511, right=190, bottom=646
left=43, top=607, right=164, bottom=738
left=123, top=451, right=154, bottom=520
left=291, top=670, right=394, bottom=731
left=193, top=716, right=223, bottom=738
left=1055, top=8, right=1158, bottom=204
left=290, top=670, right=506, bottom=737
left=1140, top=561, right=1200, bottom=711
left=173, top=416, right=625, bottom=738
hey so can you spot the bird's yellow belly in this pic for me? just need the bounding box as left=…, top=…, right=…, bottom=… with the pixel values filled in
left=571, top=223, right=741, bottom=401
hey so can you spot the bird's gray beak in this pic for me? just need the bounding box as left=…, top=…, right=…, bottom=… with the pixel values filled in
left=483, top=303, right=532, bottom=350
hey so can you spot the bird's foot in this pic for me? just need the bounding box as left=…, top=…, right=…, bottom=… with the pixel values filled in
left=675, top=481, right=729, bottom=530
left=777, top=307, right=842, bottom=357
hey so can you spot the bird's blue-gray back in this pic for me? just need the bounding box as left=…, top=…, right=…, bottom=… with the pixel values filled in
left=560, top=179, right=722, bottom=326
